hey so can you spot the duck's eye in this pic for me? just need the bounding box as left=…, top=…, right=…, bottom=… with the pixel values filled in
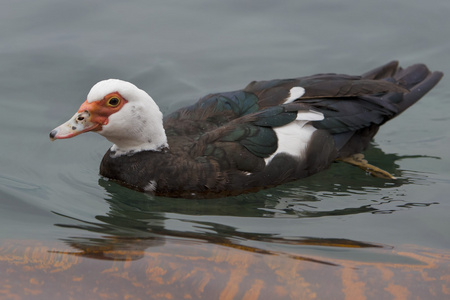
left=107, top=97, right=120, bottom=107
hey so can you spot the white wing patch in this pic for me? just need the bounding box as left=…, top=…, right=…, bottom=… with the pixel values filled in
left=144, top=180, right=157, bottom=192
left=284, top=87, right=305, bottom=104
left=264, top=110, right=324, bottom=165
left=296, top=110, right=324, bottom=121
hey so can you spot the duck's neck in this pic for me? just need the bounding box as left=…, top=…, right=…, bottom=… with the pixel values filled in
left=108, top=129, right=169, bottom=157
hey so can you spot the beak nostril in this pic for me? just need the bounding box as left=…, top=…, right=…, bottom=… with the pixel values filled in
left=76, top=111, right=90, bottom=122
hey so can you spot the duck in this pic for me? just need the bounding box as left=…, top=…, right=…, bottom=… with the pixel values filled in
left=50, top=61, right=443, bottom=198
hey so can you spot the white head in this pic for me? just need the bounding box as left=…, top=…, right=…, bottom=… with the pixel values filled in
left=50, top=79, right=168, bottom=156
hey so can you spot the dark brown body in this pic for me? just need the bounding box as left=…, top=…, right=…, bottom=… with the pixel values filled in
left=100, top=61, right=443, bottom=198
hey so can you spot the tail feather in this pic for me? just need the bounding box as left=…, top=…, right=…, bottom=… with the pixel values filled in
left=364, top=61, right=443, bottom=115
left=395, top=64, right=434, bottom=89
left=362, top=60, right=399, bottom=80
left=398, top=69, right=443, bottom=113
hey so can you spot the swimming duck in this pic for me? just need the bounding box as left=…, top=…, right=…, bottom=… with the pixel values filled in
left=50, top=61, right=442, bottom=198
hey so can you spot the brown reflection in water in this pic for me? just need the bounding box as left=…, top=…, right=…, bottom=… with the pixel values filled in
left=52, top=232, right=385, bottom=266
left=1, top=239, right=449, bottom=299
left=52, top=207, right=385, bottom=266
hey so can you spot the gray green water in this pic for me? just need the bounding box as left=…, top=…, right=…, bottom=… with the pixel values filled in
left=1, top=0, right=449, bottom=298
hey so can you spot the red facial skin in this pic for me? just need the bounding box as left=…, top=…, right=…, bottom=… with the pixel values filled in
left=77, top=92, right=129, bottom=130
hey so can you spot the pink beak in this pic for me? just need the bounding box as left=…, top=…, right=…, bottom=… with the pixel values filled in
left=49, top=110, right=100, bottom=141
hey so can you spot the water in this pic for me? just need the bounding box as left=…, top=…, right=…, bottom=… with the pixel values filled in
left=1, top=0, right=450, bottom=298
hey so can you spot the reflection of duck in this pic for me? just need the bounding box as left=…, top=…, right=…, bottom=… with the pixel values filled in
left=50, top=61, right=442, bottom=198
left=53, top=196, right=384, bottom=265
left=53, top=171, right=421, bottom=263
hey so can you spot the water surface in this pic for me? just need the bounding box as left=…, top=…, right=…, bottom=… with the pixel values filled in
left=1, top=0, right=450, bottom=298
